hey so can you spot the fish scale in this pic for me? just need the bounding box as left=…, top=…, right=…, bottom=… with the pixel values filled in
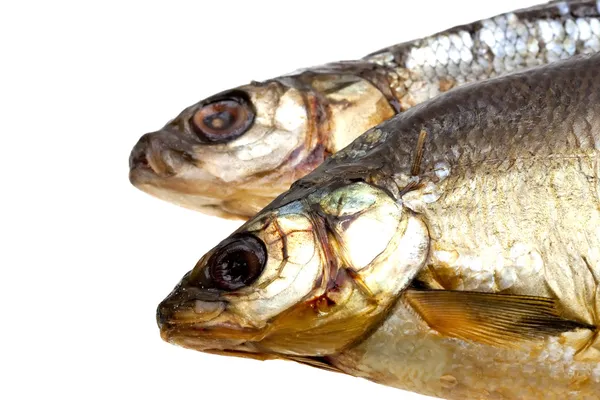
left=367, top=0, right=600, bottom=111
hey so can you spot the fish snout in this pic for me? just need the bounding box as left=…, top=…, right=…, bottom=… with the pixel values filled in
left=129, top=132, right=192, bottom=180
left=157, top=282, right=227, bottom=336
left=156, top=301, right=172, bottom=331
left=129, top=133, right=151, bottom=171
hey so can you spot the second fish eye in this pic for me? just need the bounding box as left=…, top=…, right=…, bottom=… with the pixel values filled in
left=206, top=234, right=267, bottom=291
left=190, top=94, right=255, bottom=143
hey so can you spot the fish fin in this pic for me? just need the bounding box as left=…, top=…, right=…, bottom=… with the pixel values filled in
left=404, top=289, right=594, bottom=347
left=410, top=129, right=427, bottom=176
left=205, top=350, right=345, bottom=373
left=284, top=356, right=344, bottom=374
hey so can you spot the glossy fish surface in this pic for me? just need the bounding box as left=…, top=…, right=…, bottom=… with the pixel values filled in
left=129, top=0, right=600, bottom=218
left=158, top=52, right=600, bottom=399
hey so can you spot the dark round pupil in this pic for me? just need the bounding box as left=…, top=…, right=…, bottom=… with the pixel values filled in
left=203, top=108, right=236, bottom=131
left=205, top=234, right=267, bottom=291
left=213, top=250, right=256, bottom=284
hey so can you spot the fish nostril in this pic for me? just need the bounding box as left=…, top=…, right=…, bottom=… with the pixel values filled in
left=129, top=134, right=151, bottom=170
left=156, top=303, right=171, bottom=329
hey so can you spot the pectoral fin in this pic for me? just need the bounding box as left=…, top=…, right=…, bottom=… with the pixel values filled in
left=404, top=289, right=594, bottom=346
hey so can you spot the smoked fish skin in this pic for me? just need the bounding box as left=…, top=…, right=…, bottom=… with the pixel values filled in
left=130, top=0, right=600, bottom=218
left=158, top=53, right=600, bottom=399
left=367, top=0, right=600, bottom=110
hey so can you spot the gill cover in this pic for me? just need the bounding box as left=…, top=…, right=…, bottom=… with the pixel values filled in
left=251, top=182, right=431, bottom=356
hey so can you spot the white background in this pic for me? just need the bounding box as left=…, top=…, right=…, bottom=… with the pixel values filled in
left=2, top=1, right=542, bottom=399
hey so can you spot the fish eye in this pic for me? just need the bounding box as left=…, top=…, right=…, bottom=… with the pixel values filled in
left=204, top=234, right=267, bottom=291
left=190, top=93, right=255, bottom=143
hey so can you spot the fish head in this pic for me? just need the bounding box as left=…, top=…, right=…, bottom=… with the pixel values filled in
left=129, top=80, right=313, bottom=218
left=129, top=65, right=396, bottom=218
left=157, top=181, right=430, bottom=358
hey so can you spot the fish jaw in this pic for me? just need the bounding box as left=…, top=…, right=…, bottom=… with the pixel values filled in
left=156, top=271, right=271, bottom=355
left=129, top=163, right=281, bottom=219
left=159, top=319, right=266, bottom=355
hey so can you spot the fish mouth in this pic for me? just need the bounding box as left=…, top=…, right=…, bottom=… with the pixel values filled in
left=156, top=283, right=269, bottom=354
left=129, top=164, right=277, bottom=218
left=158, top=312, right=272, bottom=357
left=128, top=134, right=235, bottom=214
left=129, top=173, right=226, bottom=210
left=162, top=324, right=279, bottom=362
left=129, top=132, right=192, bottom=178
left=159, top=321, right=267, bottom=354
left=129, top=175, right=274, bottom=218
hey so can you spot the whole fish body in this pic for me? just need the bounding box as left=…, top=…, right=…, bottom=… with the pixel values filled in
left=130, top=0, right=600, bottom=218
left=157, top=52, right=600, bottom=399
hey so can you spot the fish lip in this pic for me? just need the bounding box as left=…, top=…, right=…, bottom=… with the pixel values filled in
left=129, top=168, right=276, bottom=218
left=129, top=139, right=188, bottom=179
left=129, top=126, right=198, bottom=178
left=128, top=133, right=225, bottom=203
left=159, top=324, right=219, bottom=351
left=159, top=321, right=266, bottom=353
left=128, top=164, right=156, bottom=186
left=128, top=168, right=230, bottom=212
